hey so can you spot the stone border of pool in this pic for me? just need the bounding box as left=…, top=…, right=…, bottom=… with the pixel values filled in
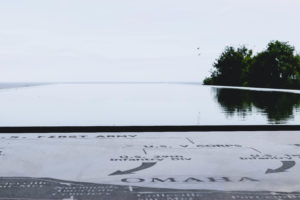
left=0, top=125, right=300, bottom=133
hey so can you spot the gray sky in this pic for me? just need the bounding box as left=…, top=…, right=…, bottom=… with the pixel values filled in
left=1, top=0, right=300, bottom=82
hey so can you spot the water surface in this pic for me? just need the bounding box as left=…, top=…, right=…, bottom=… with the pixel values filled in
left=0, top=83, right=299, bottom=126
left=213, top=87, right=300, bottom=124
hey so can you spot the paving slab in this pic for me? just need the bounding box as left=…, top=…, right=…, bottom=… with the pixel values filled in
left=0, top=131, right=300, bottom=199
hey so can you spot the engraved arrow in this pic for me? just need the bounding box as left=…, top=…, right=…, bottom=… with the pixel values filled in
left=265, top=161, right=296, bottom=174
left=109, top=162, right=157, bottom=176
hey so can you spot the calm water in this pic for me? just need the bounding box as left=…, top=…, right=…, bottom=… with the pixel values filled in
left=213, top=87, right=300, bottom=124
left=0, top=83, right=299, bottom=126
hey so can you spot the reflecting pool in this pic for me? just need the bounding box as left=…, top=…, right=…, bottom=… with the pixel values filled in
left=214, top=87, right=300, bottom=124
left=0, top=83, right=299, bottom=126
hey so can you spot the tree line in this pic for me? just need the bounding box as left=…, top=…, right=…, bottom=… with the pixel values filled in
left=203, top=41, right=300, bottom=89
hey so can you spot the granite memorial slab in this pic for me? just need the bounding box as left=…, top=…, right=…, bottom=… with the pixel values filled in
left=0, top=131, right=300, bottom=199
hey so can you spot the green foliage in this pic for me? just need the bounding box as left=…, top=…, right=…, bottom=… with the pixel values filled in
left=204, top=41, right=300, bottom=89
left=211, top=46, right=252, bottom=86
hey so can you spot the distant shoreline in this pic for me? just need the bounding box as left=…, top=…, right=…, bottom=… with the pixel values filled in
left=0, top=82, right=300, bottom=94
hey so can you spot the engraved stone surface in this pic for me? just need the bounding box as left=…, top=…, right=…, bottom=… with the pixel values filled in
left=0, top=131, right=300, bottom=199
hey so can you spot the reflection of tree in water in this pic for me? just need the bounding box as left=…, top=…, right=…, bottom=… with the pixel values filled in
left=214, top=88, right=300, bottom=124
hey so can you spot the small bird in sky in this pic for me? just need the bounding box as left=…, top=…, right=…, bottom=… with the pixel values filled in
left=197, top=47, right=201, bottom=56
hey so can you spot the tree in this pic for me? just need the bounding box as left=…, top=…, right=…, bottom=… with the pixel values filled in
left=204, top=41, right=300, bottom=89
left=248, top=41, right=300, bottom=89
left=203, top=46, right=252, bottom=86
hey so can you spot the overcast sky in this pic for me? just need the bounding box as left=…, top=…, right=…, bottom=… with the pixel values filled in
left=0, top=0, right=300, bottom=82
